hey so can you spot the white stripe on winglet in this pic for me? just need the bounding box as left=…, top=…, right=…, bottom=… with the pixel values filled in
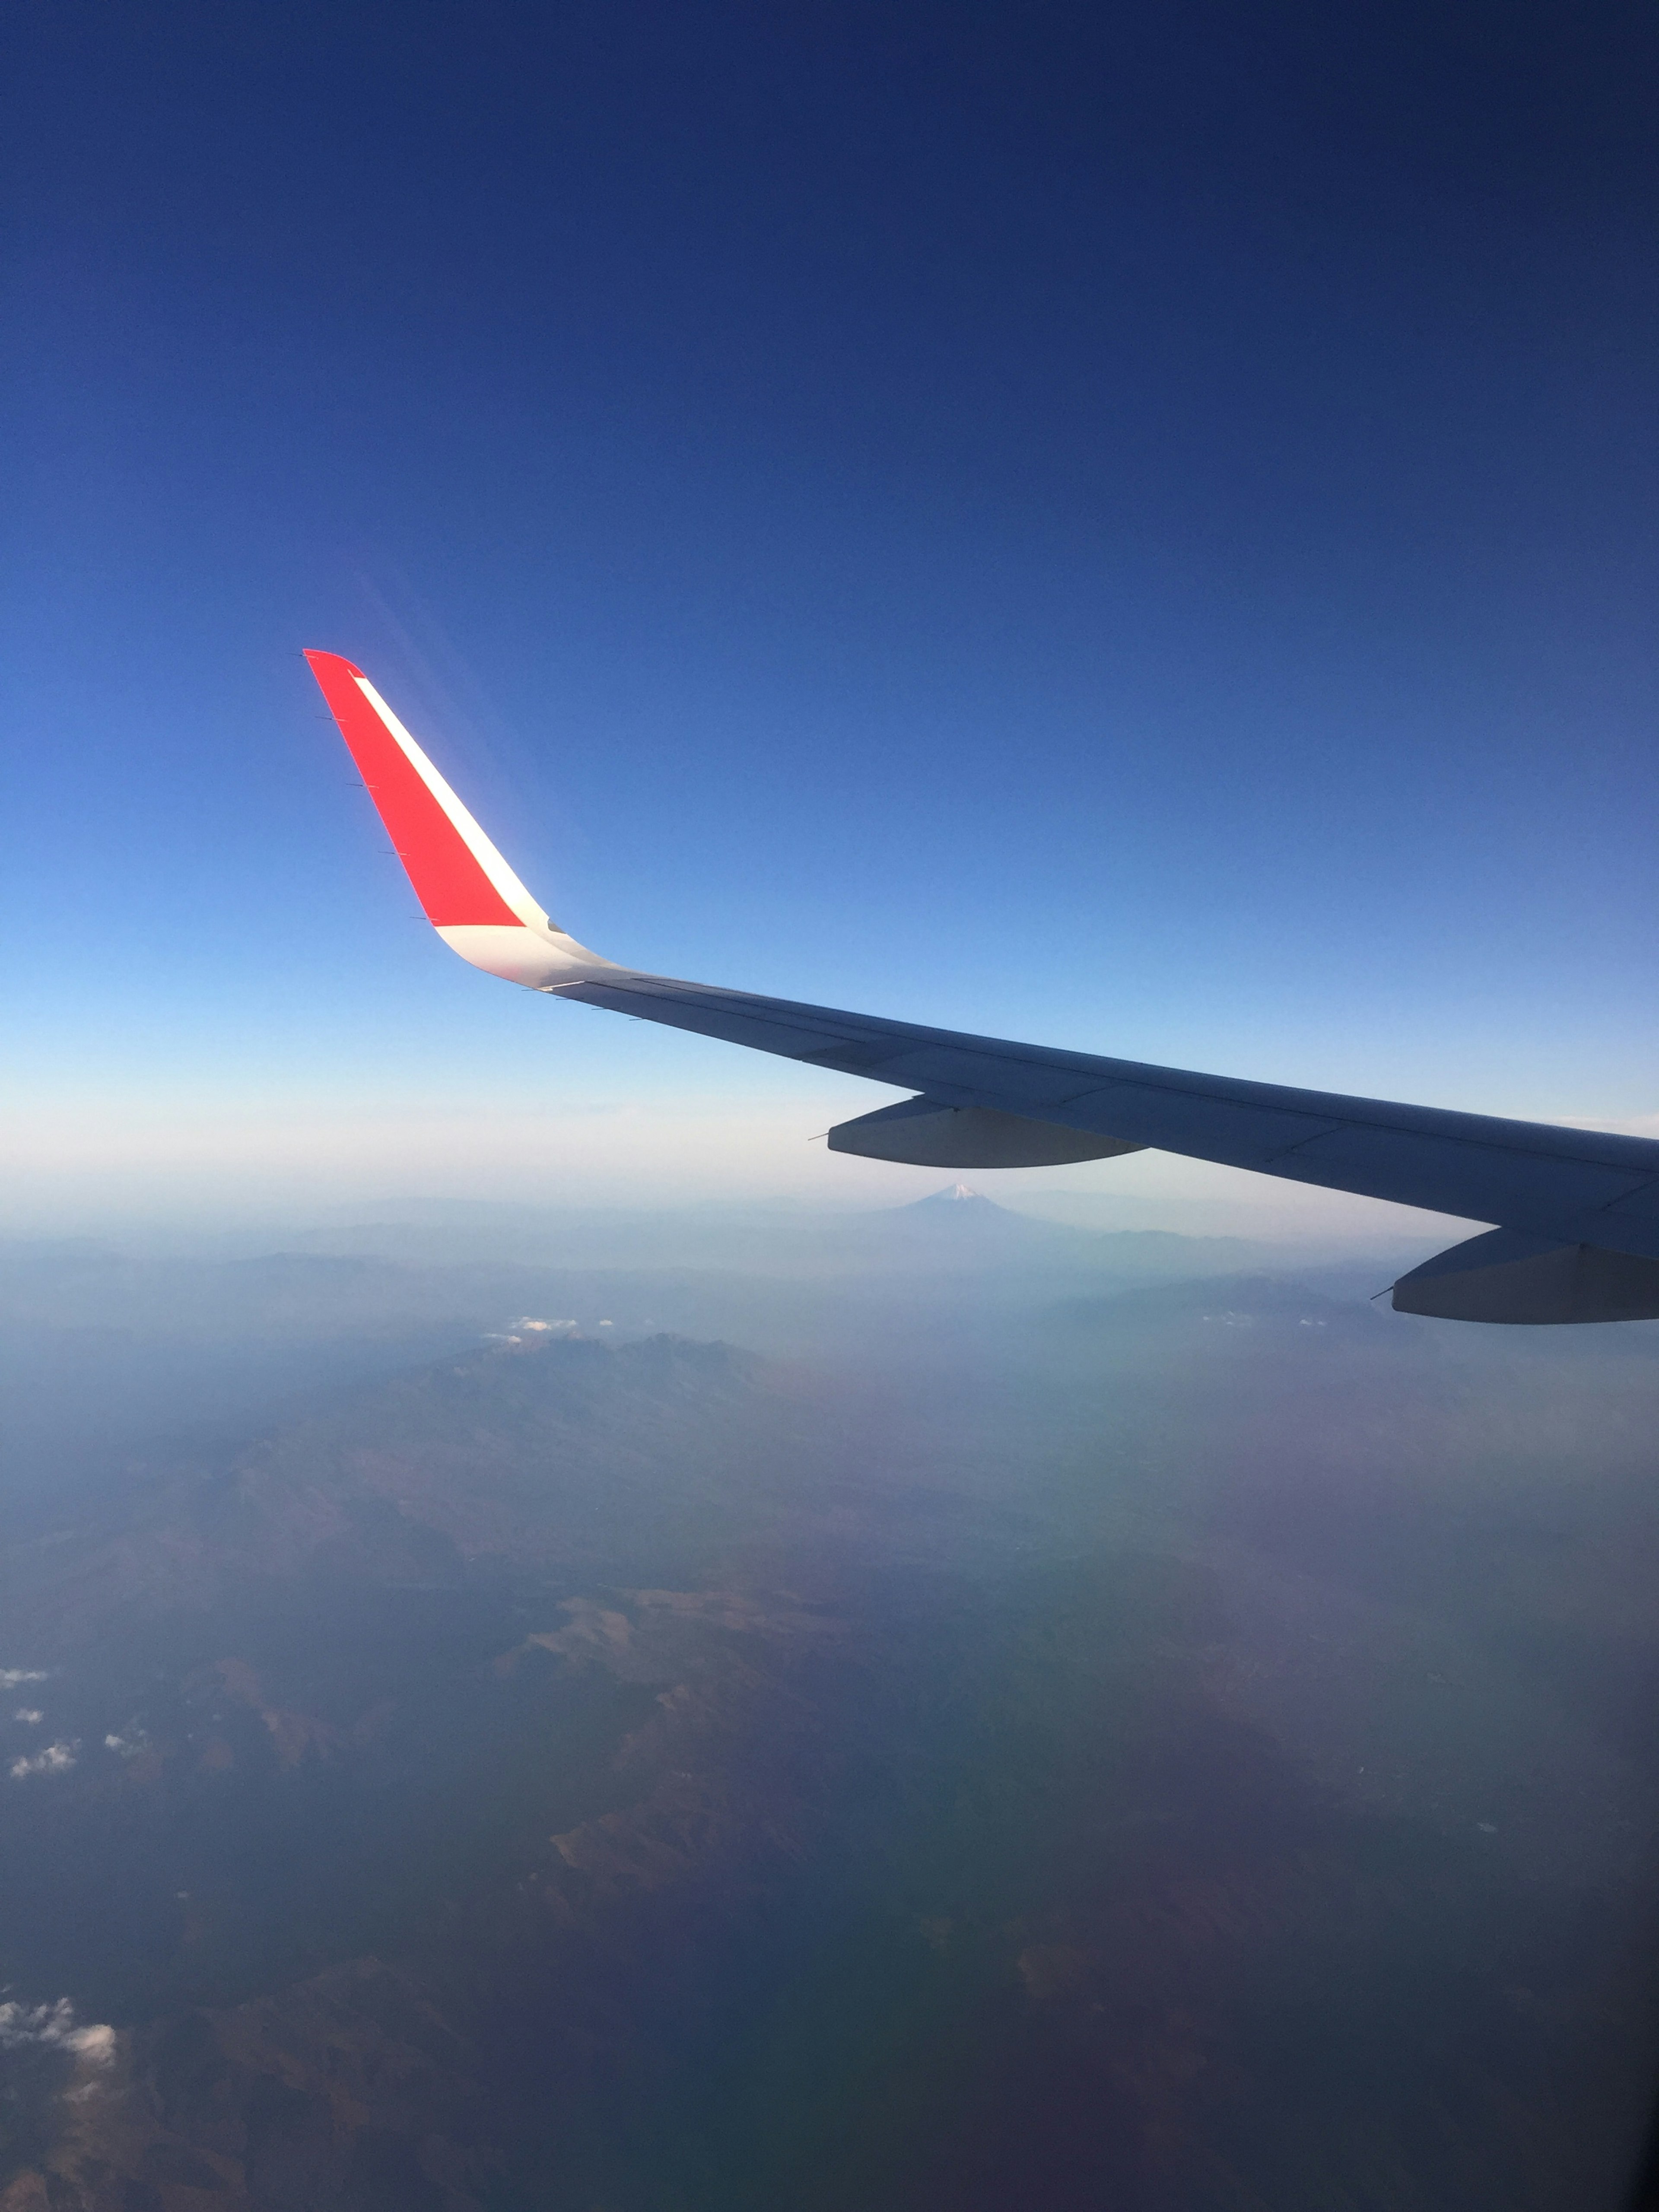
left=353, top=676, right=550, bottom=931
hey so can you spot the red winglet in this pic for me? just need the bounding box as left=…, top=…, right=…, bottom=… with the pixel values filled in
left=305, top=650, right=524, bottom=928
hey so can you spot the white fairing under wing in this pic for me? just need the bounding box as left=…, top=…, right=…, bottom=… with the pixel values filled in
left=306, top=651, right=1659, bottom=1322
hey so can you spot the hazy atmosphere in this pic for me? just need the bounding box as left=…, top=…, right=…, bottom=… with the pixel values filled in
left=5, top=3, right=1658, bottom=2207
left=3, top=1196, right=1659, bottom=2206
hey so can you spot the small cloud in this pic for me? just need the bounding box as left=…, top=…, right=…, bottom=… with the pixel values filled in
left=10, top=1741, right=79, bottom=1780
left=0, top=2000, right=114, bottom=2066
left=103, top=1732, right=148, bottom=1759
left=598, top=1319, right=613, bottom=1328
left=0, top=1669, right=48, bottom=1690
left=14, top=1710, right=43, bottom=1726
left=511, top=1317, right=576, bottom=1333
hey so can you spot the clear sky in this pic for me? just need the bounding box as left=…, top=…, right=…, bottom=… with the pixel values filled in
left=5, top=3, right=1655, bottom=1231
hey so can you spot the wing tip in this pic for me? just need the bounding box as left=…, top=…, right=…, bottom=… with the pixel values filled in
left=302, top=648, right=366, bottom=680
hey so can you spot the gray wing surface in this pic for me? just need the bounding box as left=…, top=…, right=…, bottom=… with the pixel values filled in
left=554, top=967, right=1659, bottom=1265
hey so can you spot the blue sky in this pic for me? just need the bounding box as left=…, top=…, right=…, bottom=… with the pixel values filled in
left=5, top=3, right=1655, bottom=1230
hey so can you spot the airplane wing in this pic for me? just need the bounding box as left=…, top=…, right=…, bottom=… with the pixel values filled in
left=305, top=650, right=1659, bottom=1322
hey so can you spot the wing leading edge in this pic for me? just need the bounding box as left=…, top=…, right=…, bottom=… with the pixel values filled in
left=305, top=651, right=1659, bottom=1322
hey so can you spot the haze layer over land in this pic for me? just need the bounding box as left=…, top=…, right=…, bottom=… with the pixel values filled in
left=2, top=1192, right=1656, bottom=2210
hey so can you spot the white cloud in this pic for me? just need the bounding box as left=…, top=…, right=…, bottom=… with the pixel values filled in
left=103, top=1732, right=148, bottom=1759
left=0, top=1669, right=48, bottom=1690
left=10, top=1741, right=79, bottom=1780
left=14, top=1710, right=43, bottom=1726
left=0, top=2000, right=115, bottom=2066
